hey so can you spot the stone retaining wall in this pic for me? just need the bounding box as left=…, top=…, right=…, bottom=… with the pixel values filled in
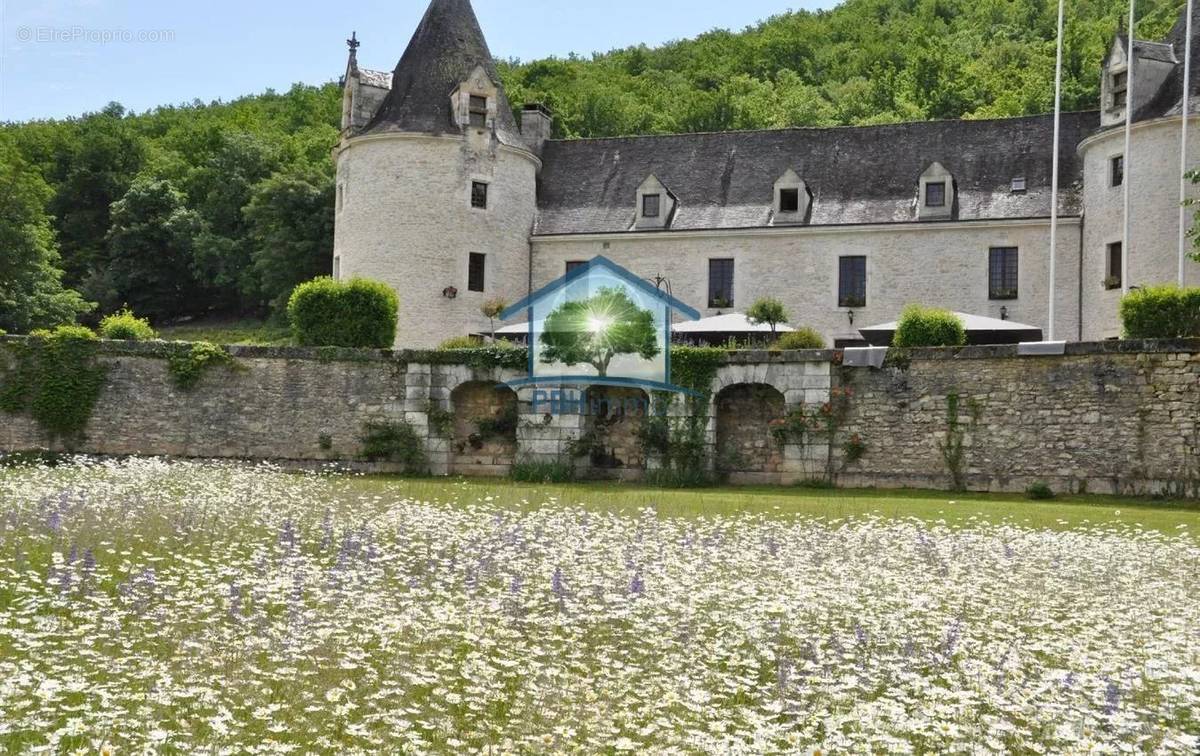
left=1, top=336, right=1197, bottom=496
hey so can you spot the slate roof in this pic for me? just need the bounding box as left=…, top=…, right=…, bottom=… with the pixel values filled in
left=533, top=112, right=1099, bottom=235
left=1135, top=0, right=1200, bottom=122
left=362, top=0, right=524, bottom=148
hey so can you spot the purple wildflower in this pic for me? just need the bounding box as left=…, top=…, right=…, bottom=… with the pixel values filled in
left=551, top=566, right=565, bottom=599
left=629, top=572, right=644, bottom=595
left=1103, top=679, right=1120, bottom=715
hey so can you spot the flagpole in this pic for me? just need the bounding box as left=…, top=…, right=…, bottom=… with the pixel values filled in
left=1048, top=0, right=1065, bottom=341
left=1180, top=0, right=1193, bottom=286
left=1122, top=0, right=1136, bottom=296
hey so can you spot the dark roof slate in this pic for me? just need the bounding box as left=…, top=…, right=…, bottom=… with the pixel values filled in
left=1135, top=1, right=1200, bottom=122
left=362, top=0, right=524, bottom=148
left=534, top=112, right=1099, bottom=235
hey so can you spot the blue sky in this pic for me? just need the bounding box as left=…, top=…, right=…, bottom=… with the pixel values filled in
left=0, top=0, right=835, bottom=123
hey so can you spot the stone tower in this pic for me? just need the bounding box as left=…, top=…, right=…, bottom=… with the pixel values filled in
left=332, top=0, right=544, bottom=348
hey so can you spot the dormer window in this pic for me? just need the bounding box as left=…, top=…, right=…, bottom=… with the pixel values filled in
left=918, top=162, right=954, bottom=220
left=634, top=175, right=674, bottom=229
left=469, top=95, right=488, bottom=128
left=925, top=182, right=946, bottom=207
left=772, top=169, right=811, bottom=224
left=1112, top=70, right=1128, bottom=109
left=779, top=188, right=800, bottom=213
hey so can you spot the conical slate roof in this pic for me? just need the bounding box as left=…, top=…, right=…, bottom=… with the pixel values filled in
left=362, top=0, right=524, bottom=148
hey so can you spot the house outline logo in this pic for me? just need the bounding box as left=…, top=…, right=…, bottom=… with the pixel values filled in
left=499, top=256, right=701, bottom=396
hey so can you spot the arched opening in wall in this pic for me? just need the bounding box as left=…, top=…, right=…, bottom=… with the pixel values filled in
left=580, top=385, right=649, bottom=475
left=450, top=381, right=518, bottom=476
left=715, top=383, right=785, bottom=476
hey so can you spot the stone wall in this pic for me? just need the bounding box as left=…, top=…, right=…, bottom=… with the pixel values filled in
left=1, top=337, right=1197, bottom=497
left=835, top=340, right=1200, bottom=496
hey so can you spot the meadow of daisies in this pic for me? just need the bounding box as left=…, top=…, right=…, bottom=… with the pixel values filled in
left=1, top=458, right=1199, bottom=753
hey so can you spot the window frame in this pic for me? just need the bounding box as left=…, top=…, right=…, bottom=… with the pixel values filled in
left=1110, top=155, right=1124, bottom=187
left=1105, top=242, right=1123, bottom=289
left=642, top=193, right=661, bottom=218
left=707, top=258, right=734, bottom=308
left=1112, top=70, right=1128, bottom=109
left=468, top=95, right=488, bottom=129
left=565, top=260, right=586, bottom=275
left=470, top=181, right=488, bottom=210
left=779, top=187, right=800, bottom=213
left=925, top=181, right=946, bottom=207
left=467, top=252, right=486, bottom=293
left=837, top=255, right=867, bottom=308
left=988, top=247, right=1019, bottom=300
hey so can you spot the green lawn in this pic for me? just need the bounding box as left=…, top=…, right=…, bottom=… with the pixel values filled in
left=348, top=474, right=1200, bottom=534
left=156, top=317, right=291, bottom=345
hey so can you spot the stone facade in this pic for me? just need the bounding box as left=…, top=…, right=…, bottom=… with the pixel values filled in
left=1078, top=116, right=1200, bottom=341
left=532, top=220, right=1083, bottom=346
left=333, top=134, right=538, bottom=348
left=333, top=0, right=1200, bottom=350
left=2, top=337, right=1197, bottom=497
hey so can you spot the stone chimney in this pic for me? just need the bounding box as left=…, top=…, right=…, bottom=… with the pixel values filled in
left=521, top=103, right=552, bottom=156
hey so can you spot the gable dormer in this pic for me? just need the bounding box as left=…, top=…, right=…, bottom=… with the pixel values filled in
left=918, top=162, right=955, bottom=220
left=634, top=175, right=676, bottom=230
left=1100, top=35, right=1178, bottom=128
left=450, top=65, right=499, bottom=134
left=771, top=169, right=812, bottom=225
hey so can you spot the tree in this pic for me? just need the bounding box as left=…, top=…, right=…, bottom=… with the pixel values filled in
left=746, top=297, right=789, bottom=334
left=481, top=297, right=508, bottom=341
left=106, top=176, right=205, bottom=319
left=46, top=104, right=145, bottom=288
left=245, top=163, right=335, bottom=312
left=539, top=287, right=659, bottom=377
left=186, top=132, right=281, bottom=311
left=0, top=138, right=94, bottom=333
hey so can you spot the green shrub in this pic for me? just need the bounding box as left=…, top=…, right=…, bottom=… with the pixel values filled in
left=772, top=327, right=826, bottom=350
left=99, top=309, right=157, bottom=341
left=510, top=458, right=576, bottom=483
left=1026, top=481, right=1055, bottom=500
left=288, top=277, right=398, bottom=348
left=892, top=305, right=966, bottom=348
left=360, top=420, right=427, bottom=474
left=437, top=335, right=485, bottom=350
left=1119, top=285, right=1200, bottom=339
left=432, top=338, right=529, bottom=370
left=168, top=342, right=241, bottom=390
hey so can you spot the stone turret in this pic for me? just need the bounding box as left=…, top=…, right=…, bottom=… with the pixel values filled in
left=332, top=0, right=539, bottom=348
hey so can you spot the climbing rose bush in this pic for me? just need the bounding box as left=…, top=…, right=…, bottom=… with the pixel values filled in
left=0, top=458, right=1198, bottom=752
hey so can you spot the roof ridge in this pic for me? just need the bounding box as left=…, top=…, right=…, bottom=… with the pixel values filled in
left=544, top=110, right=1100, bottom=145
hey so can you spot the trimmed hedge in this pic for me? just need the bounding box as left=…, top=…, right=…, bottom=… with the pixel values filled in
left=287, top=277, right=398, bottom=348
left=1119, top=285, right=1200, bottom=339
left=772, top=327, right=825, bottom=350
left=892, top=305, right=966, bottom=347
left=99, top=309, right=157, bottom=341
